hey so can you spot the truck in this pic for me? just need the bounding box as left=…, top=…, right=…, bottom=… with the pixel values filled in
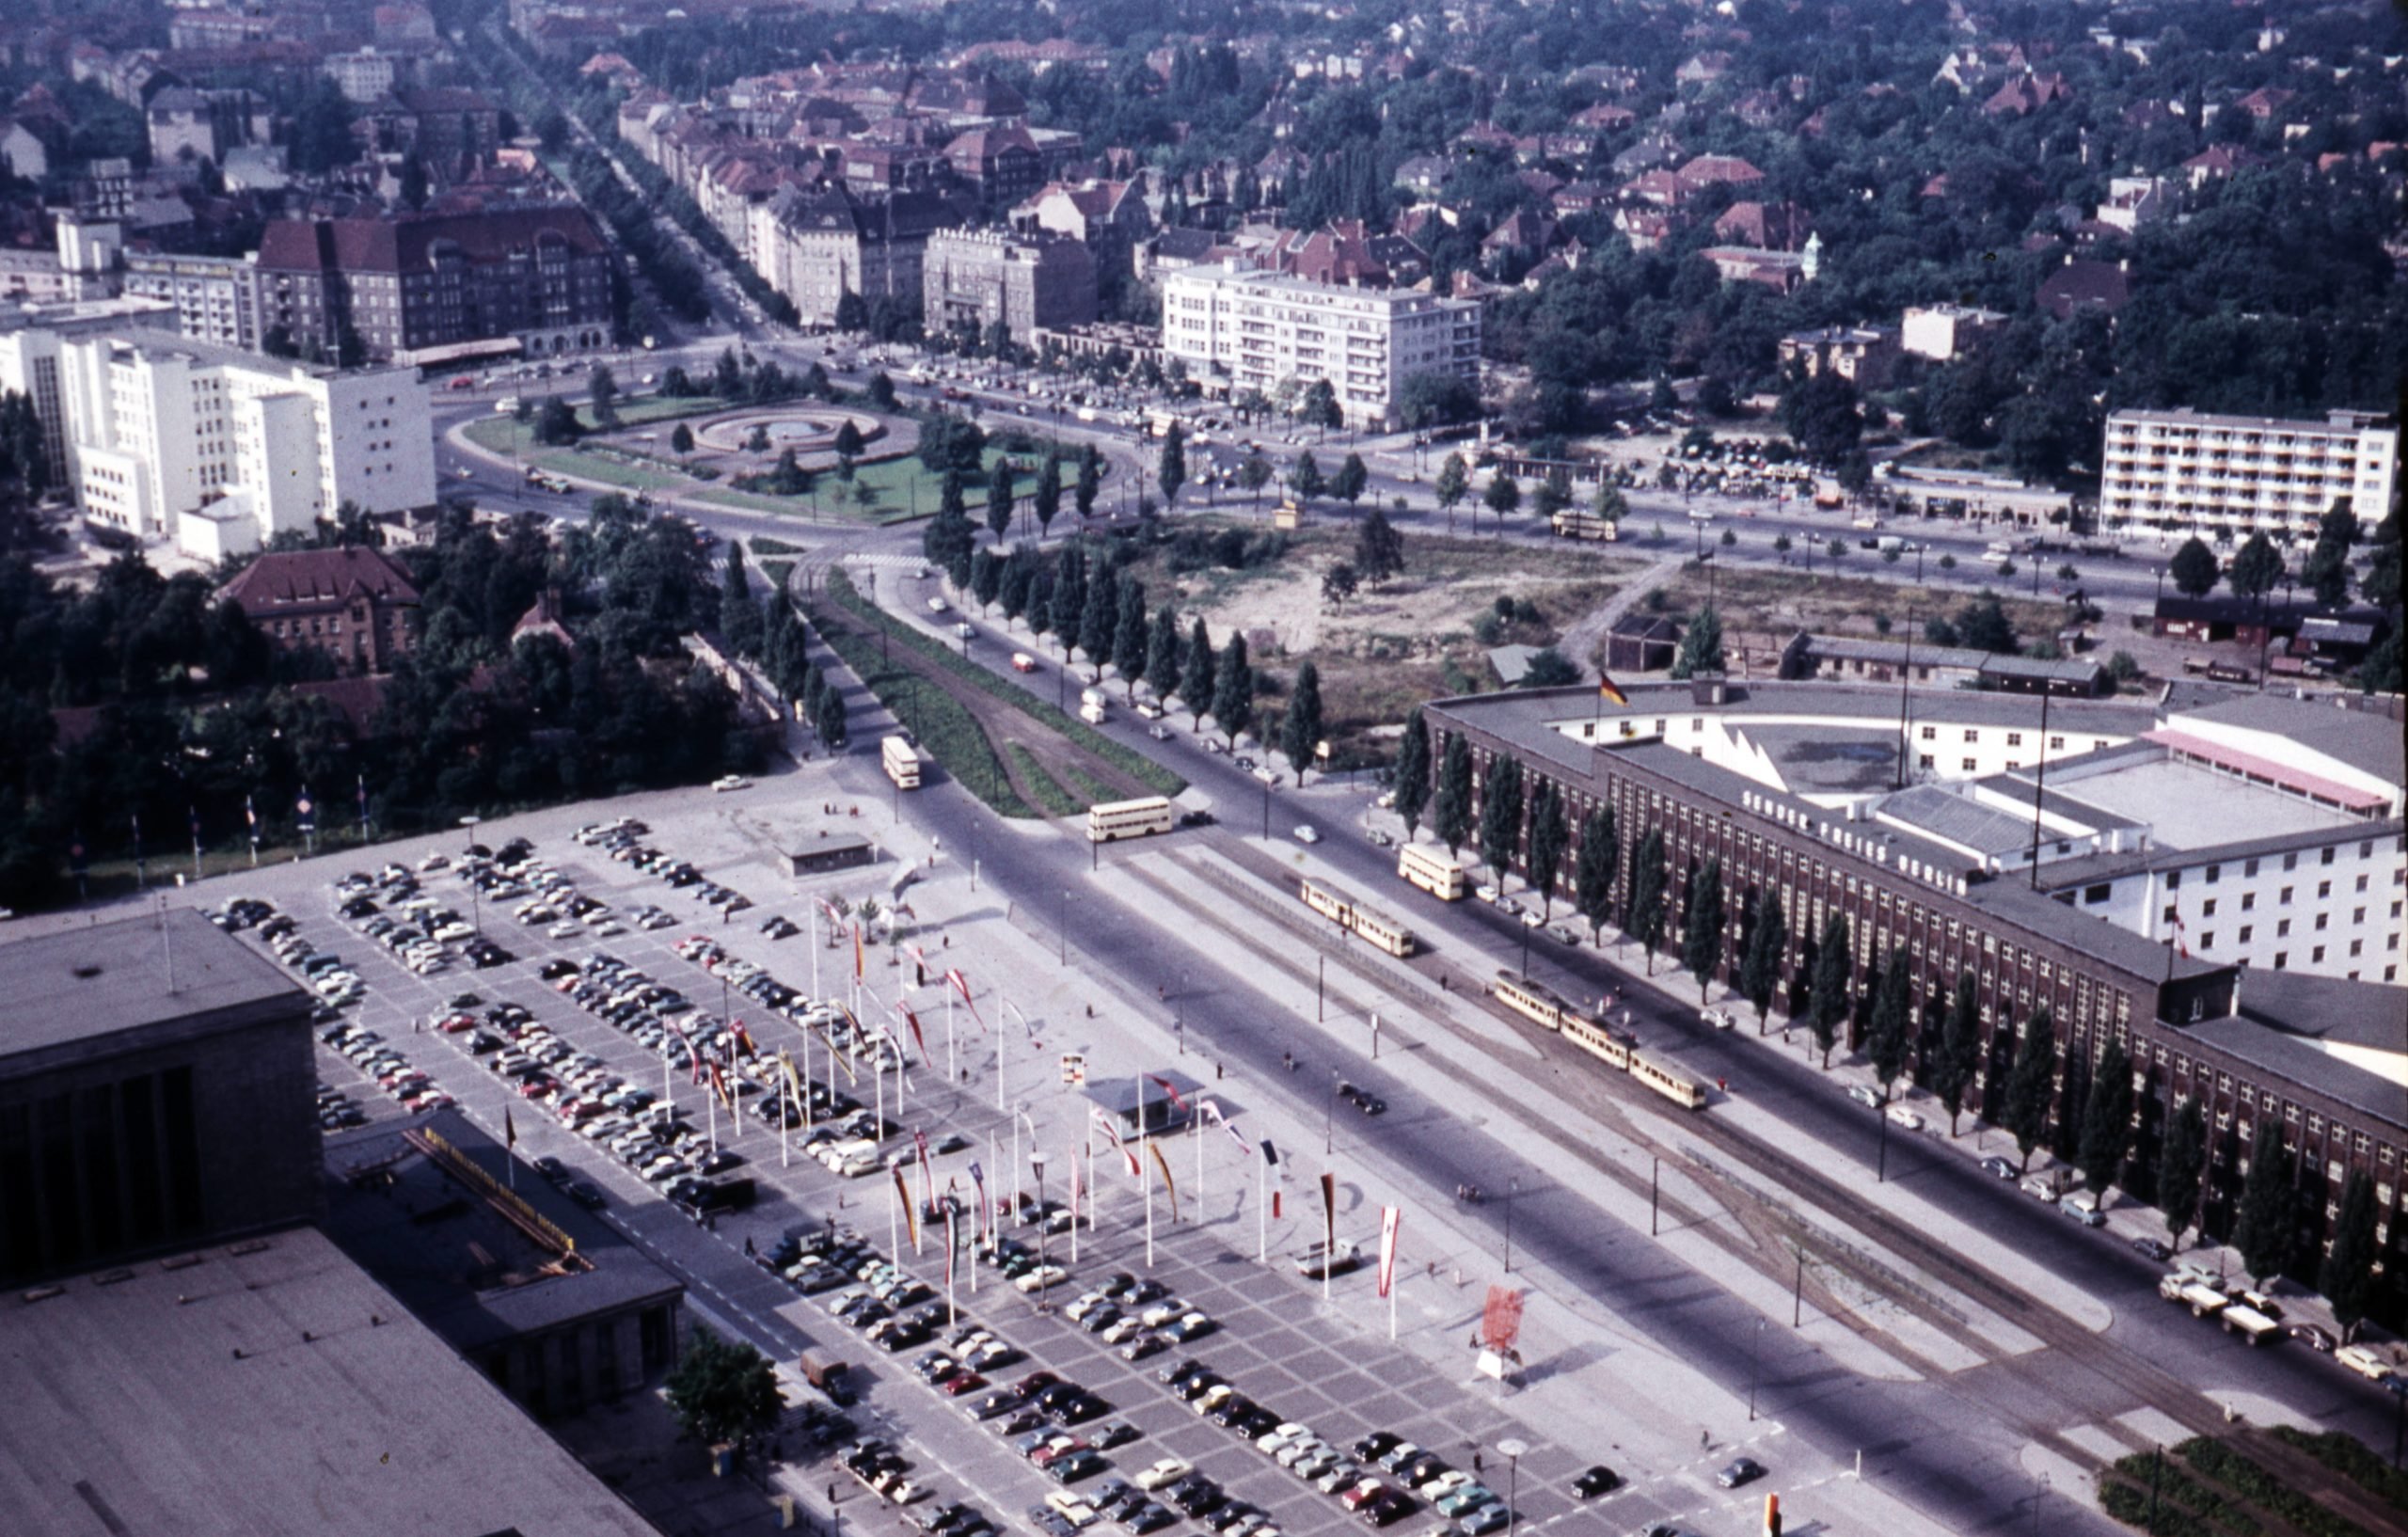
left=2159, top=1274, right=2231, bottom=1318
left=1292, top=1239, right=1362, bottom=1280
left=802, top=1350, right=860, bottom=1406
left=1876, top=535, right=1910, bottom=554
left=2220, top=1304, right=2282, bottom=1345
left=1548, top=509, right=1621, bottom=542
left=882, top=736, right=922, bottom=791
left=686, top=1177, right=756, bottom=1215
left=1079, top=687, right=1110, bottom=710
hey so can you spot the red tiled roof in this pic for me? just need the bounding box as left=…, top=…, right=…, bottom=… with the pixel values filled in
left=218, top=547, right=421, bottom=611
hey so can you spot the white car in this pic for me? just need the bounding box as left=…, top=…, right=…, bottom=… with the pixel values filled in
left=712, top=774, right=752, bottom=792
left=1134, top=1459, right=1191, bottom=1491
left=1886, top=1104, right=1925, bottom=1132
left=1292, top=825, right=1320, bottom=845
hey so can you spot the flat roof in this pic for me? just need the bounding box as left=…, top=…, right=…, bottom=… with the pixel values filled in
left=0, top=1225, right=665, bottom=1537
left=0, top=909, right=307, bottom=1070
left=2169, top=693, right=2407, bottom=788
left=321, top=1110, right=682, bottom=1350
left=1877, top=784, right=2041, bottom=857
left=1735, top=723, right=1904, bottom=795
left=2063, top=754, right=2363, bottom=848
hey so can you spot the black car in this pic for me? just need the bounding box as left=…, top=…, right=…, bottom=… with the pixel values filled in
left=2129, top=1236, right=2173, bottom=1263
left=564, top=1180, right=607, bottom=1210
left=1572, top=1466, right=1622, bottom=1498
left=532, top=1155, right=568, bottom=1184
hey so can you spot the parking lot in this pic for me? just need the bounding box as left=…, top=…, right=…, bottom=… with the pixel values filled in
left=190, top=773, right=1826, bottom=1537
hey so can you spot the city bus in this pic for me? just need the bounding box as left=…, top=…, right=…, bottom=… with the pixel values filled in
left=1396, top=842, right=1467, bottom=901
left=1086, top=796, right=1175, bottom=842
left=1297, top=877, right=1418, bottom=958
left=1490, top=971, right=1706, bottom=1110
left=1549, top=509, right=1621, bottom=542
left=881, top=736, right=921, bottom=790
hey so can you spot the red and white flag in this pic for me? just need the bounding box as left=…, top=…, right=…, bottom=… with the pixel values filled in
left=2171, top=912, right=2189, bottom=959
left=1148, top=1074, right=1188, bottom=1113
left=1376, top=1206, right=1402, bottom=1300
left=897, top=1003, right=930, bottom=1066
left=905, top=942, right=930, bottom=984
left=945, top=968, right=987, bottom=1030
left=1197, top=1098, right=1250, bottom=1154
left=731, top=1020, right=756, bottom=1058
left=913, top=1129, right=934, bottom=1206
left=1091, top=1103, right=1140, bottom=1178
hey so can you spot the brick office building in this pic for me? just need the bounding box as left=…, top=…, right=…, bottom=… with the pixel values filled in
left=217, top=546, right=422, bottom=672
left=1420, top=682, right=2406, bottom=1303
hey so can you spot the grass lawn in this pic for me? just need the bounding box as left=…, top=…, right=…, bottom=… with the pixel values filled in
left=809, top=610, right=1035, bottom=820
left=1005, top=744, right=1084, bottom=816
left=823, top=569, right=1186, bottom=799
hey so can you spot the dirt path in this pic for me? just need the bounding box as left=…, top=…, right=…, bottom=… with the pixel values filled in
left=1556, top=554, right=1688, bottom=677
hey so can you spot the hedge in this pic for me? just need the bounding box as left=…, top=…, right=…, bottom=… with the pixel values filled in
left=1005, top=745, right=1085, bottom=817
left=2266, top=1427, right=2408, bottom=1517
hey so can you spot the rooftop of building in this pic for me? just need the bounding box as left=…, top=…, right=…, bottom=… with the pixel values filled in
left=255, top=206, right=610, bottom=275
left=0, top=909, right=305, bottom=1070
left=2106, top=404, right=2393, bottom=435
left=1875, top=783, right=2046, bottom=857
left=2175, top=692, right=2406, bottom=787
left=217, top=545, right=422, bottom=611
left=1165, top=261, right=1474, bottom=309
left=320, top=1110, right=683, bottom=1352
left=2196, top=972, right=2408, bottom=1127
left=0, top=1224, right=666, bottom=1537
left=2053, top=753, right=2368, bottom=848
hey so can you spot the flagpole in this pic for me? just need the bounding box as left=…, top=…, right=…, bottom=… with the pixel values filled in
left=781, top=1060, right=791, bottom=1169
left=886, top=1146, right=900, bottom=1260
left=997, top=995, right=1008, bottom=1114
left=1195, top=1098, right=1205, bottom=1217
left=945, top=1206, right=958, bottom=1325
left=945, top=990, right=957, bottom=1085
left=1257, top=1154, right=1267, bottom=1264
left=707, top=1065, right=718, bottom=1155
left=1145, top=1141, right=1156, bottom=1268
left=1389, top=1258, right=1398, bottom=1342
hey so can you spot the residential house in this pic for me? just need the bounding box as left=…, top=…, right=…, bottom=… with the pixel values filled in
left=218, top=547, right=422, bottom=673
left=2036, top=256, right=2131, bottom=322
left=1779, top=325, right=1901, bottom=390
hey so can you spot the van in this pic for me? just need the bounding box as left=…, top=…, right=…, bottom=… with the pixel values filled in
left=1080, top=702, right=1107, bottom=725
left=2058, top=1193, right=2105, bottom=1228
left=2021, top=1168, right=2071, bottom=1201
left=1080, top=688, right=1110, bottom=709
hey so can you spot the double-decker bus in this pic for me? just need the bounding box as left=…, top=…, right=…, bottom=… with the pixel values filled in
left=1489, top=971, right=1707, bottom=1110
left=1396, top=842, right=1466, bottom=901
left=1086, top=796, right=1175, bottom=842
left=1549, top=509, right=1621, bottom=542
left=881, top=736, right=921, bottom=790
left=1297, top=877, right=1418, bottom=958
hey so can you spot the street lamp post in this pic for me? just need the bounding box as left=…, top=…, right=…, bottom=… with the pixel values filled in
left=1504, top=1176, right=1518, bottom=1273
left=1031, top=1150, right=1052, bottom=1312
left=1748, top=1317, right=1765, bottom=1419
left=1497, top=1438, right=1526, bottom=1537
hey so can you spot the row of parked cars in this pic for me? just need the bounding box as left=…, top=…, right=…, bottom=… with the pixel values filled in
left=323, top=1021, right=455, bottom=1117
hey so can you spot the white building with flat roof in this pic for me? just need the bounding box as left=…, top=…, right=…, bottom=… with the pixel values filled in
left=2099, top=406, right=2398, bottom=543
left=44, top=328, right=434, bottom=558
left=1160, top=263, right=1481, bottom=429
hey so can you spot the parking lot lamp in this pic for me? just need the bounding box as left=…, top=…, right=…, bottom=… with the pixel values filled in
left=1031, top=1150, right=1052, bottom=1311
left=1497, top=1437, right=1526, bottom=1537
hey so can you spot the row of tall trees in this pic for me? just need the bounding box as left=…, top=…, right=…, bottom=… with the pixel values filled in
left=1386, top=714, right=2385, bottom=1312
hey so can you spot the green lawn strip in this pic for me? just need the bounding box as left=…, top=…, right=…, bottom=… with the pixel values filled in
left=2099, top=1450, right=2260, bottom=1537
left=2180, top=1437, right=2370, bottom=1537
left=2266, top=1428, right=2408, bottom=1516
left=1063, top=765, right=1117, bottom=805
left=808, top=606, right=1034, bottom=819
left=1004, top=745, right=1085, bottom=816
left=751, top=536, right=806, bottom=556
left=822, top=569, right=1186, bottom=799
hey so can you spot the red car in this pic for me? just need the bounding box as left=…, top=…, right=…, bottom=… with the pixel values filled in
left=943, top=1373, right=989, bottom=1398
left=516, top=1076, right=557, bottom=1100
left=437, top=1012, right=478, bottom=1033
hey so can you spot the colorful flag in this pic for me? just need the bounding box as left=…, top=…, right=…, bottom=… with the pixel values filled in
left=944, top=968, right=987, bottom=1029
left=1149, top=1141, right=1180, bottom=1222
left=852, top=922, right=864, bottom=982
left=914, top=1129, right=934, bottom=1205
left=1598, top=673, right=1629, bottom=706
left=1319, top=1172, right=1337, bottom=1252
left=1092, top=1104, right=1140, bottom=1178
left=944, top=1202, right=958, bottom=1291
left=968, top=1161, right=989, bottom=1242
left=905, top=942, right=929, bottom=985
left=1259, top=1138, right=1279, bottom=1167
left=2171, top=912, right=2189, bottom=959
left=895, top=1165, right=919, bottom=1250
left=1198, top=1098, right=1250, bottom=1154
left=898, top=1004, right=929, bottom=1066
left=1377, top=1206, right=1402, bottom=1300
left=732, top=1020, right=756, bottom=1058
left=1148, top=1074, right=1188, bottom=1114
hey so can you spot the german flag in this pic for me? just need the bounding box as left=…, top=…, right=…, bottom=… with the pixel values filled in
left=1598, top=673, right=1630, bottom=706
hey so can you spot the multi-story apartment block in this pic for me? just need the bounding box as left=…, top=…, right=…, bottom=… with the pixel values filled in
left=1159, top=263, right=1481, bottom=430
left=40, top=327, right=433, bottom=558
left=1011, top=178, right=1151, bottom=288
left=253, top=209, right=617, bottom=364
left=1900, top=303, right=2007, bottom=361
left=121, top=250, right=262, bottom=350
left=0, top=295, right=179, bottom=489
left=922, top=229, right=1096, bottom=344
left=761, top=184, right=955, bottom=328
left=2099, top=407, right=2399, bottom=543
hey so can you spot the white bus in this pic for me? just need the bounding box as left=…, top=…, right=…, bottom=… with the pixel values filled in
left=1086, top=796, right=1174, bottom=842
left=882, top=736, right=921, bottom=790
left=1549, top=509, right=1620, bottom=542
left=1396, top=842, right=1466, bottom=901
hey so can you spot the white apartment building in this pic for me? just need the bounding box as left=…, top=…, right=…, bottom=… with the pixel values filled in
left=1159, top=264, right=1481, bottom=430
left=120, top=250, right=261, bottom=350
left=2098, top=406, right=2400, bottom=543
left=50, top=329, right=434, bottom=559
